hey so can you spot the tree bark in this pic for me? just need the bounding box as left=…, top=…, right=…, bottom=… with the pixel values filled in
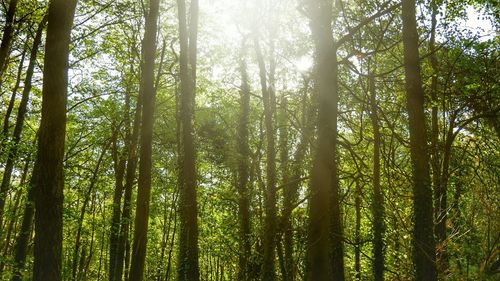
left=401, top=0, right=438, bottom=279
left=128, top=0, right=160, bottom=279
left=33, top=1, right=77, bottom=280
left=307, top=0, right=344, bottom=280
left=176, top=0, right=200, bottom=280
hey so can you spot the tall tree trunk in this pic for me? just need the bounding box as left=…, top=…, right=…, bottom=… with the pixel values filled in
left=0, top=0, right=19, bottom=80
left=128, top=0, right=160, bottom=279
left=401, top=0, right=438, bottom=279
left=237, top=42, right=252, bottom=281
left=369, top=74, right=385, bottom=281
left=279, top=97, right=293, bottom=281
left=33, top=1, right=77, bottom=280
left=176, top=0, right=200, bottom=280
left=0, top=15, right=47, bottom=236
left=254, top=35, right=277, bottom=281
left=306, top=0, right=344, bottom=280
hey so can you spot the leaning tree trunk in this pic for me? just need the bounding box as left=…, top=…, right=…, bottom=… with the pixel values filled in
left=33, top=1, right=77, bottom=281
left=0, top=0, right=19, bottom=80
left=306, top=0, right=345, bottom=280
left=128, top=0, right=160, bottom=279
left=176, top=0, right=200, bottom=280
left=401, top=0, right=438, bottom=280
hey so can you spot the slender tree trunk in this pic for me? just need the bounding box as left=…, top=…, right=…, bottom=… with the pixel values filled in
left=176, top=0, right=200, bottom=280
left=237, top=42, right=252, bottom=281
left=11, top=161, right=38, bottom=281
left=307, top=0, right=344, bottom=280
left=354, top=179, right=361, bottom=281
left=33, top=1, right=77, bottom=280
left=401, top=0, right=438, bottom=279
left=0, top=14, right=47, bottom=237
left=115, top=71, right=143, bottom=281
left=109, top=128, right=126, bottom=281
left=0, top=0, right=19, bottom=79
left=254, top=35, right=277, bottom=281
left=369, top=74, right=385, bottom=281
left=128, top=0, right=160, bottom=279
left=71, top=142, right=109, bottom=281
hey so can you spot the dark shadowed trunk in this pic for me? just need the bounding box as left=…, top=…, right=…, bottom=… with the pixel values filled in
left=128, top=0, right=160, bottom=279
left=401, top=0, right=438, bottom=279
left=176, top=0, right=200, bottom=280
left=369, top=74, right=385, bottom=281
left=33, top=1, right=77, bottom=281
left=0, top=0, right=19, bottom=79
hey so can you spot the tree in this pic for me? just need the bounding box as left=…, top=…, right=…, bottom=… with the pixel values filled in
left=176, top=0, right=200, bottom=280
left=401, top=0, right=438, bottom=279
left=128, top=0, right=160, bottom=280
left=306, top=0, right=345, bottom=280
left=33, top=0, right=77, bottom=280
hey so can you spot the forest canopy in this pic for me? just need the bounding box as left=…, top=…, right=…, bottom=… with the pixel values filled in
left=0, top=0, right=498, bottom=280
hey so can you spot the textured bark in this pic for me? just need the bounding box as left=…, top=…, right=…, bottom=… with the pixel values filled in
left=369, top=74, right=385, bottom=281
left=237, top=44, right=252, bottom=281
left=254, top=36, right=277, bottom=281
left=307, top=0, right=344, bottom=280
left=128, top=0, right=160, bottom=279
left=401, top=0, right=438, bottom=279
left=176, top=0, right=200, bottom=280
left=33, top=1, right=77, bottom=280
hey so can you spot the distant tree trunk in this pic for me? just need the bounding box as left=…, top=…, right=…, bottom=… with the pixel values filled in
left=279, top=97, right=293, bottom=281
left=369, top=74, right=385, bottom=281
left=109, top=126, right=126, bottom=281
left=0, top=0, right=19, bottom=79
left=115, top=65, right=143, bottom=281
left=306, top=0, right=344, bottom=280
left=128, top=0, right=160, bottom=279
left=401, top=0, right=438, bottom=280
left=33, top=1, right=77, bottom=281
left=237, top=42, right=252, bottom=281
left=176, top=0, right=200, bottom=280
left=71, top=142, right=109, bottom=281
left=11, top=161, right=39, bottom=281
left=1, top=45, right=26, bottom=140
left=254, top=35, right=277, bottom=281
left=0, top=14, right=47, bottom=236
left=354, top=179, right=361, bottom=281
